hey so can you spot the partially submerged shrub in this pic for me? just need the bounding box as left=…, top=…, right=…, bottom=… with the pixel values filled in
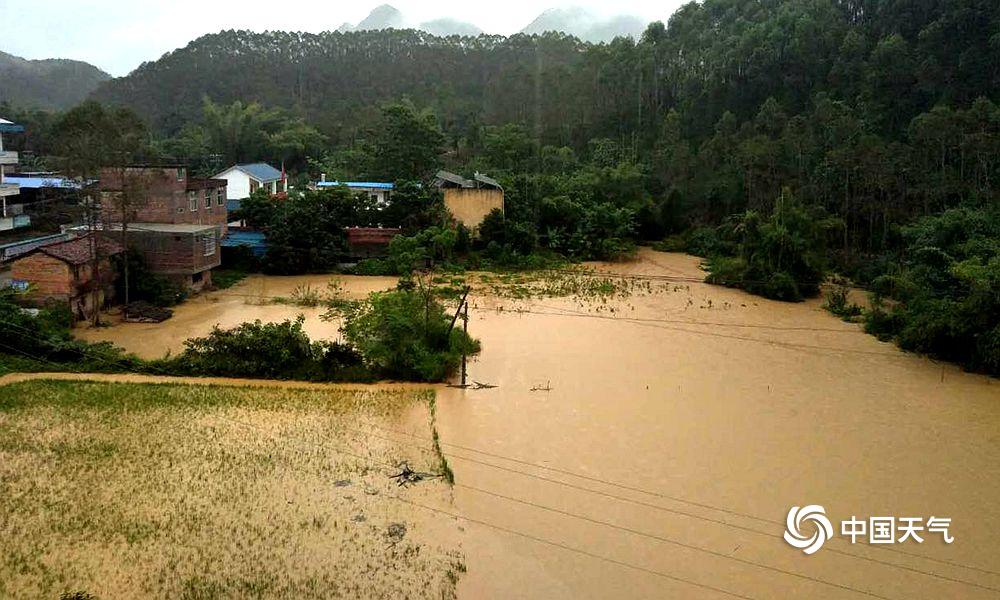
left=168, top=316, right=369, bottom=381
left=824, top=276, right=863, bottom=319
left=337, top=288, right=480, bottom=381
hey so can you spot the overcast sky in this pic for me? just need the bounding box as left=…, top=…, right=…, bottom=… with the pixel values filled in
left=0, top=1, right=684, bottom=77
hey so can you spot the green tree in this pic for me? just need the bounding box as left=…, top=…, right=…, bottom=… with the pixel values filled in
left=366, top=100, right=444, bottom=181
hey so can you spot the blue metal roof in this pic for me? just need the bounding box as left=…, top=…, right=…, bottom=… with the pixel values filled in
left=0, top=124, right=24, bottom=133
left=4, top=176, right=80, bottom=190
left=237, top=163, right=283, bottom=183
left=316, top=181, right=394, bottom=190
left=222, top=230, right=268, bottom=257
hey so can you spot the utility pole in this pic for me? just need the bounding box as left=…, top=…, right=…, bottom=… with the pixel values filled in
left=461, top=298, right=469, bottom=387
left=447, top=286, right=471, bottom=334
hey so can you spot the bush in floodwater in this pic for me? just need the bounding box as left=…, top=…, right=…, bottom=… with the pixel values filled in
left=336, top=288, right=480, bottom=382
left=823, top=276, right=862, bottom=319
left=167, top=316, right=369, bottom=381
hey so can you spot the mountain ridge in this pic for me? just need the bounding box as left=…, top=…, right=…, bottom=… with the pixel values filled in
left=0, top=50, right=110, bottom=110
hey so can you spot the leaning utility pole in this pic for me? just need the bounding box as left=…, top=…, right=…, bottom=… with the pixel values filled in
left=461, top=298, right=469, bottom=387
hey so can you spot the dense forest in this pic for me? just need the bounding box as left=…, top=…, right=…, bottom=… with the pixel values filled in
left=83, top=0, right=999, bottom=255
left=5, top=0, right=1000, bottom=374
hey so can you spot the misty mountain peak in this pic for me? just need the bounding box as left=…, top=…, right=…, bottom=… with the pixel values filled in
left=354, top=4, right=406, bottom=31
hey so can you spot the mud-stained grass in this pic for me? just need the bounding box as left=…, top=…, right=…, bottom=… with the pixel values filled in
left=0, top=380, right=462, bottom=600
left=460, top=267, right=672, bottom=303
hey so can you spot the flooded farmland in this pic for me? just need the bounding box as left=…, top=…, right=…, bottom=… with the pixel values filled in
left=0, top=381, right=463, bottom=599
left=73, top=249, right=1000, bottom=598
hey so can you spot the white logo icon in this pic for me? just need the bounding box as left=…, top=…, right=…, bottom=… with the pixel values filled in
left=784, top=505, right=834, bottom=555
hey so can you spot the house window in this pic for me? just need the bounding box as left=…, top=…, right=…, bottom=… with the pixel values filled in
left=176, top=168, right=185, bottom=182
left=188, top=191, right=198, bottom=211
left=204, top=190, right=211, bottom=209
left=250, top=180, right=259, bottom=194
left=217, top=189, right=225, bottom=206
left=202, top=233, right=216, bottom=256
left=176, top=206, right=184, bottom=214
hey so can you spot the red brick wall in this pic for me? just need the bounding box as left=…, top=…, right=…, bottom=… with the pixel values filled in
left=128, top=229, right=221, bottom=276
left=12, top=253, right=72, bottom=300
left=100, top=167, right=228, bottom=234
left=11, top=253, right=116, bottom=306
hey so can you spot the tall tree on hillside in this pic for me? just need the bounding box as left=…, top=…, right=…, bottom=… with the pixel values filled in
left=366, top=100, right=445, bottom=182
left=199, top=98, right=325, bottom=167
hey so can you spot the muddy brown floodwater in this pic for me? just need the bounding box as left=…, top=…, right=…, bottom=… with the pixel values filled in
left=76, top=273, right=399, bottom=358
left=76, top=250, right=1000, bottom=599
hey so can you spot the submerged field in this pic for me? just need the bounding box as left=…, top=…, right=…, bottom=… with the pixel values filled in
left=0, top=381, right=463, bottom=600
left=45, top=250, right=1000, bottom=597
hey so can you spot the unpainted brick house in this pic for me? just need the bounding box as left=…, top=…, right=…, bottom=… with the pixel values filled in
left=10, top=235, right=122, bottom=321
left=99, top=166, right=227, bottom=291
left=116, top=223, right=221, bottom=291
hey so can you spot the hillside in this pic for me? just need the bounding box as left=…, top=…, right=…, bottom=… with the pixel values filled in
left=89, top=29, right=594, bottom=139
left=0, top=51, right=110, bottom=110
left=90, top=0, right=1000, bottom=152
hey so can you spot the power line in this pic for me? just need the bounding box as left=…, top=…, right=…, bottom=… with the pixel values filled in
left=0, top=338, right=926, bottom=598
left=204, top=410, right=879, bottom=599
left=330, top=418, right=1000, bottom=593
left=507, top=305, right=904, bottom=359
left=372, top=418, right=1000, bottom=576
left=523, top=300, right=856, bottom=333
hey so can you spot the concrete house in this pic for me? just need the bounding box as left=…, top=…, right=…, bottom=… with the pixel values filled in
left=98, top=166, right=227, bottom=291
left=434, top=171, right=504, bottom=229
left=314, top=177, right=394, bottom=205
left=213, top=163, right=287, bottom=207
left=11, top=235, right=122, bottom=320
left=0, top=118, right=29, bottom=232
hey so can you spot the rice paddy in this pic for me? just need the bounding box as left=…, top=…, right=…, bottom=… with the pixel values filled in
left=0, top=380, right=464, bottom=600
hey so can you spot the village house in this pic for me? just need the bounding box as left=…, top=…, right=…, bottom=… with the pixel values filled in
left=314, top=176, right=394, bottom=205
left=98, top=166, right=227, bottom=291
left=10, top=234, right=122, bottom=321
left=112, top=223, right=221, bottom=291
left=434, top=170, right=504, bottom=229
left=213, top=163, right=287, bottom=209
left=0, top=118, right=29, bottom=232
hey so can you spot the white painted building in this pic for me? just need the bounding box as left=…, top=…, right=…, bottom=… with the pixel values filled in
left=0, top=118, right=28, bottom=232
left=314, top=176, right=394, bottom=205
left=213, top=163, right=287, bottom=205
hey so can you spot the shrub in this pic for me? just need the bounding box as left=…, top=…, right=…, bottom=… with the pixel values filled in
left=651, top=234, right=686, bottom=253
left=685, top=226, right=726, bottom=257
left=351, top=258, right=396, bottom=276
left=337, top=288, right=480, bottom=381
left=168, top=316, right=368, bottom=381
left=823, top=276, right=862, bottom=319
